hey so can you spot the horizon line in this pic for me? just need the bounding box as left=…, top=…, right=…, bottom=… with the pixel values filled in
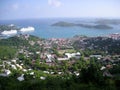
left=1, top=17, right=120, bottom=20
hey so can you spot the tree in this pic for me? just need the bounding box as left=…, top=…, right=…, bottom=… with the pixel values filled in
left=80, top=58, right=104, bottom=85
left=0, top=46, right=16, bottom=60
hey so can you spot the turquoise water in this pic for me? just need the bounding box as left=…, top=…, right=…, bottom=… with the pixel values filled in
left=0, top=18, right=120, bottom=38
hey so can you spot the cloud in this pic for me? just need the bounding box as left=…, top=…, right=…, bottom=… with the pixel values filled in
left=12, top=3, right=19, bottom=10
left=48, top=0, right=62, bottom=7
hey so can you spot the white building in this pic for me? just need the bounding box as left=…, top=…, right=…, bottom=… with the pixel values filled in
left=46, top=54, right=54, bottom=63
left=17, top=74, right=24, bottom=81
left=65, top=52, right=81, bottom=59
left=0, top=69, right=11, bottom=77
left=40, top=76, right=46, bottom=80
left=11, top=65, right=17, bottom=70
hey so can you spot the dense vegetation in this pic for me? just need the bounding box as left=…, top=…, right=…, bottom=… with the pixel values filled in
left=0, top=46, right=16, bottom=60
left=0, top=59, right=120, bottom=90
left=0, top=25, right=19, bottom=32
left=52, top=21, right=113, bottom=29
left=0, top=36, right=29, bottom=47
left=0, top=35, right=40, bottom=60
left=73, top=37, right=120, bottom=55
left=0, top=35, right=120, bottom=90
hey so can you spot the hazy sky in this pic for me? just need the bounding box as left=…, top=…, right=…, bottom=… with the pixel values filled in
left=0, top=0, right=120, bottom=20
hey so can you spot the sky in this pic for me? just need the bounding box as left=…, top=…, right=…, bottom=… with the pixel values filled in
left=0, top=0, right=120, bottom=20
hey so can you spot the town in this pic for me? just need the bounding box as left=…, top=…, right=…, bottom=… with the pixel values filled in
left=0, top=33, right=120, bottom=89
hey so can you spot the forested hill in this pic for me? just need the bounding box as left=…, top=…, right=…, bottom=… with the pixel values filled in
left=0, top=25, right=19, bottom=32
left=73, top=37, right=120, bottom=55
left=52, top=21, right=113, bottom=29
left=0, top=34, right=40, bottom=60
left=0, top=35, right=39, bottom=47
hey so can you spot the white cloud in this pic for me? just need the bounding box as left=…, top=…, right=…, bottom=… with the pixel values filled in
left=48, top=0, right=62, bottom=7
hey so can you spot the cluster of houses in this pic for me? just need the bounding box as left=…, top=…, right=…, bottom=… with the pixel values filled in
left=17, top=34, right=81, bottom=62
left=107, top=33, right=120, bottom=40
left=0, top=60, right=46, bottom=81
left=0, top=34, right=83, bottom=79
left=0, top=57, right=81, bottom=82
left=0, top=33, right=120, bottom=81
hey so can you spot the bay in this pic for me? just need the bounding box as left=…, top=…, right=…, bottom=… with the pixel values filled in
left=0, top=18, right=120, bottom=38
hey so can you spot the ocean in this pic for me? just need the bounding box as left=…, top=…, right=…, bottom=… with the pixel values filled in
left=0, top=18, right=120, bottom=38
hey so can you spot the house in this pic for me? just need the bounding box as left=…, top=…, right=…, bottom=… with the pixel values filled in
left=0, top=69, right=11, bottom=77
left=28, top=69, right=32, bottom=71
left=22, top=69, right=27, bottom=72
left=5, top=69, right=11, bottom=75
left=11, top=65, right=17, bottom=70
left=16, top=64, right=23, bottom=69
left=40, top=76, right=46, bottom=80
left=100, top=66, right=106, bottom=70
left=90, top=55, right=102, bottom=58
left=58, top=72, right=62, bottom=75
left=11, top=60, right=17, bottom=64
left=30, top=72, right=34, bottom=75
left=50, top=72, right=54, bottom=74
left=43, top=71, right=49, bottom=74
left=65, top=52, right=81, bottom=59
left=46, top=54, right=54, bottom=63
left=74, top=71, right=80, bottom=76
left=17, top=74, right=24, bottom=81
left=57, top=52, right=81, bottom=61
left=36, top=51, right=40, bottom=54
left=57, top=58, right=69, bottom=61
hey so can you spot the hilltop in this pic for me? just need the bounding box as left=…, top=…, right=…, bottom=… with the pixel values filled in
left=0, top=24, right=19, bottom=32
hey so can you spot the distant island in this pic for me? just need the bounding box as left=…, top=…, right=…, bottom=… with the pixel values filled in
left=52, top=21, right=76, bottom=27
left=0, top=24, right=19, bottom=32
left=52, top=21, right=113, bottom=29
left=95, top=19, right=120, bottom=25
